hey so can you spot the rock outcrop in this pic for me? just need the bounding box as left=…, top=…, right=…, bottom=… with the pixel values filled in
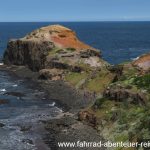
left=3, top=25, right=101, bottom=71
left=103, top=85, right=146, bottom=105
left=4, top=40, right=54, bottom=71
left=3, top=25, right=113, bottom=94
left=132, top=53, right=150, bottom=73
left=78, top=111, right=97, bottom=127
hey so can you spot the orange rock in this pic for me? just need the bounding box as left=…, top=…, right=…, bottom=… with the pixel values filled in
left=26, top=25, right=96, bottom=51
left=48, top=25, right=95, bottom=50
left=132, top=53, right=150, bottom=72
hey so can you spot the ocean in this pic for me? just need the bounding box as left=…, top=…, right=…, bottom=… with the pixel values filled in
left=0, top=22, right=150, bottom=64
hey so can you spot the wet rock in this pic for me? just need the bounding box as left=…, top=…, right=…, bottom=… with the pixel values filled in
left=4, top=92, right=25, bottom=97
left=20, top=125, right=32, bottom=132
left=0, top=99, right=9, bottom=105
left=44, top=115, right=105, bottom=150
left=0, top=123, right=5, bottom=127
left=22, top=139, right=34, bottom=145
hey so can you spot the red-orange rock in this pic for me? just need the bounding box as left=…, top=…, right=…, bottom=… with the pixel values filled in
left=132, top=53, right=150, bottom=72
left=26, top=25, right=96, bottom=51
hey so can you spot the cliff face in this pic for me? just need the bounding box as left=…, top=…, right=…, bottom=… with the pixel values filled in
left=3, top=25, right=114, bottom=93
left=4, top=40, right=54, bottom=71
left=4, top=25, right=101, bottom=71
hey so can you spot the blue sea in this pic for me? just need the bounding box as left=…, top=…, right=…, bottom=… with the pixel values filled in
left=0, top=22, right=150, bottom=64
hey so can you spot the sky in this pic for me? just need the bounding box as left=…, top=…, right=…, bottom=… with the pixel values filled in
left=0, top=0, right=150, bottom=22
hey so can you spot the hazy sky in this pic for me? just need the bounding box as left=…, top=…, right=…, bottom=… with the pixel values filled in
left=0, top=0, right=150, bottom=22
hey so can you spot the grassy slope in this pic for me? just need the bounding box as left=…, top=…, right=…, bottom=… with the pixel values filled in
left=87, top=63, right=150, bottom=149
left=65, top=68, right=115, bottom=93
left=48, top=47, right=150, bottom=148
left=48, top=47, right=115, bottom=94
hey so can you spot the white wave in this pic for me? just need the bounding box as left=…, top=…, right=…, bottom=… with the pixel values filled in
left=12, top=84, right=18, bottom=87
left=48, top=102, right=55, bottom=107
left=55, top=107, right=63, bottom=113
left=0, top=89, right=6, bottom=92
left=132, top=56, right=139, bottom=61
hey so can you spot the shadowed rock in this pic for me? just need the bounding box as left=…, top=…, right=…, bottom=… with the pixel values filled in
left=4, top=92, right=25, bottom=97
left=103, top=86, right=146, bottom=105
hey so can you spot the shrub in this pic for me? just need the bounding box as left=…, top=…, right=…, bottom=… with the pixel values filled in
left=133, top=74, right=150, bottom=91
left=66, top=48, right=76, bottom=52
left=93, top=98, right=106, bottom=109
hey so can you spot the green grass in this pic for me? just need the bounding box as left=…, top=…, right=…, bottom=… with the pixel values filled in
left=87, top=63, right=150, bottom=143
left=66, top=47, right=76, bottom=52
left=114, top=133, right=129, bottom=142
left=86, top=71, right=114, bottom=93
left=65, top=72, right=88, bottom=87
left=133, top=74, right=150, bottom=91
left=48, top=47, right=62, bottom=55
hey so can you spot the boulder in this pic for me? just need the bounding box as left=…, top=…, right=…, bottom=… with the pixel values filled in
left=39, top=69, right=64, bottom=80
left=78, top=111, right=97, bottom=127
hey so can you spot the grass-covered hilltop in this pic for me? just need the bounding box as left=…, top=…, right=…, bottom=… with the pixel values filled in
left=3, top=25, right=150, bottom=149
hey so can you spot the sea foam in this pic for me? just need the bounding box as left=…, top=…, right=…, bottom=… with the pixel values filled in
left=0, top=89, right=6, bottom=92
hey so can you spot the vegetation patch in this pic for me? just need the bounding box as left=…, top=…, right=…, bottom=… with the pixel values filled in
left=65, top=72, right=88, bottom=87
left=132, top=74, right=150, bottom=91
left=86, top=71, right=114, bottom=93
left=66, top=47, right=76, bottom=52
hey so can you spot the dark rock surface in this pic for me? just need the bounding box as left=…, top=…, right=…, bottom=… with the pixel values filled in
left=43, top=114, right=106, bottom=150
left=3, top=40, right=54, bottom=71
left=104, top=86, right=146, bottom=105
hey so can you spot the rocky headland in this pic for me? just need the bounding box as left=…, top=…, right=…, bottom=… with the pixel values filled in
left=3, top=25, right=116, bottom=103
left=2, top=24, right=150, bottom=149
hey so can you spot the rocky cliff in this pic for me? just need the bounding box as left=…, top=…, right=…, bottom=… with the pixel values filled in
left=3, top=25, right=114, bottom=94
left=4, top=25, right=101, bottom=71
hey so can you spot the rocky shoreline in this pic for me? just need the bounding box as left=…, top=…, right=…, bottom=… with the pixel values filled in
left=0, top=64, right=106, bottom=150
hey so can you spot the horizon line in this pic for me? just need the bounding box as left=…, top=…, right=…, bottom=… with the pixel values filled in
left=1, top=20, right=150, bottom=23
